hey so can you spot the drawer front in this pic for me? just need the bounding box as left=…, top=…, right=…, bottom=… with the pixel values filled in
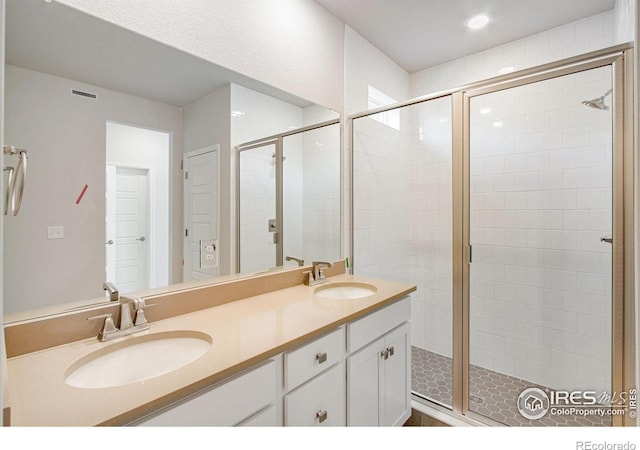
left=347, top=296, right=411, bottom=354
left=138, top=359, right=276, bottom=426
left=284, top=326, right=345, bottom=391
left=284, top=363, right=346, bottom=426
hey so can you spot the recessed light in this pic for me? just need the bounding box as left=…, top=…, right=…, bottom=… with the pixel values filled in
left=480, top=107, right=492, bottom=115
left=493, top=121, right=504, bottom=128
left=467, top=14, right=489, bottom=30
left=499, top=66, right=515, bottom=75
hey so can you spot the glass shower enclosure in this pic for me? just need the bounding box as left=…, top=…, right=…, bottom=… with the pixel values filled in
left=351, top=45, right=634, bottom=426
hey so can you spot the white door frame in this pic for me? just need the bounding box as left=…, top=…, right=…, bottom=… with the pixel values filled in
left=183, top=144, right=220, bottom=281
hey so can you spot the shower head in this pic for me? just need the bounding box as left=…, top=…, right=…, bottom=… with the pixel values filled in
left=581, top=88, right=612, bottom=110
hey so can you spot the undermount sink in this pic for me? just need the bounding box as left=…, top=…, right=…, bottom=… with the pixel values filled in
left=313, top=282, right=377, bottom=300
left=64, top=330, right=212, bottom=389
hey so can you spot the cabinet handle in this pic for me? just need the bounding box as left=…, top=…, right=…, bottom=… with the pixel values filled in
left=315, top=352, right=327, bottom=364
left=316, top=410, right=328, bottom=423
left=381, top=349, right=389, bottom=360
left=387, top=346, right=395, bottom=357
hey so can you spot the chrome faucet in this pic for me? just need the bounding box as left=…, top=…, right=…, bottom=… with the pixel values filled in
left=103, top=281, right=119, bottom=301
left=285, top=256, right=304, bottom=267
left=304, top=261, right=333, bottom=286
left=88, top=296, right=152, bottom=342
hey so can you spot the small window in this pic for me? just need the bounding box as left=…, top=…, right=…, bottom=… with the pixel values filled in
left=368, top=85, right=400, bottom=130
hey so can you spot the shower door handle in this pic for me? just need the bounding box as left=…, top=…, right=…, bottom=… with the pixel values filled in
left=600, top=236, right=613, bottom=244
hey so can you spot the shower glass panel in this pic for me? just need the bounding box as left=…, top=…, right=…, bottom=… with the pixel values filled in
left=468, top=66, right=613, bottom=426
left=353, top=96, right=453, bottom=408
left=238, top=141, right=277, bottom=273
left=282, top=123, right=341, bottom=267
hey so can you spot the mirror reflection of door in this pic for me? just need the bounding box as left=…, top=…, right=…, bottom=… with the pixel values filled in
left=105, top=122, right=171, bottom=295
left=183, top=145, right=219, bottom=281
left=106, top=166, right=149, bottom=293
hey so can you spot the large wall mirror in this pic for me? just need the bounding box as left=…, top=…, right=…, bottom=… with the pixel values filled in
left=3, top=0, right=341, bottom=321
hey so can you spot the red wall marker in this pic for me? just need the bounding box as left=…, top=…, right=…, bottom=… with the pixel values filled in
left=76, top=184, right=89, bottom=204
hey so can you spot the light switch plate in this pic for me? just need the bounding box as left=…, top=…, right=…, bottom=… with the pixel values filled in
left=47, top=225, right=64, bottom=239
left=200, top=239, right=217, bottom=269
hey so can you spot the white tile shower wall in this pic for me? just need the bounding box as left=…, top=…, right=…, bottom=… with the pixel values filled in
left=300, top=124, right=341, bottom=263
left=407, top=98, right=454, bottom=358
left=468, top=67, right=612, bottom=394
left=353, top=112, right=412, bottom=285
left=346, top=26, right=424, bottom=343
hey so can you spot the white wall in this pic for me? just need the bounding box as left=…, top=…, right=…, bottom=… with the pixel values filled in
left=615, top=0, right=636, bottom=43
left=56, top=0, right=345, bottom=113
left=3, top=65, right=182, bottom=314
left=106, top=122, right=170, bottom=290
left=182, top=84, right=232, bottom=276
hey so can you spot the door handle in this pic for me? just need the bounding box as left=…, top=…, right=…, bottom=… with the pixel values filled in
left=600, top=236, right=613, bottom=244
left=136, top=236, right=146, bottom=242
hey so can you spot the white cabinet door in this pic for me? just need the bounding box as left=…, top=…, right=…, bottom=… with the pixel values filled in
left=347, top=322, right=411, bottom=426
left=381, top=322, right=411, bottom=426
left=347, top=336, right=383, bottom=426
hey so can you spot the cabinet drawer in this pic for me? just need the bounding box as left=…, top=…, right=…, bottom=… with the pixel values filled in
left=137, top=359, right=276, bottom=426
left=347, top=296, right=411, bottom=354
left=284, top=326, right=345, bottom=391
left=285, top=362, right=346, bottom=426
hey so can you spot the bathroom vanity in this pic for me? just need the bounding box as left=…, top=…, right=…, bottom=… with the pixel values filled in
left=4, top=268, right=415, bottom=426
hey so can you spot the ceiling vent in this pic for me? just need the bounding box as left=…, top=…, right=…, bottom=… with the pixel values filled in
left=71, top=89, right=97, bottom=99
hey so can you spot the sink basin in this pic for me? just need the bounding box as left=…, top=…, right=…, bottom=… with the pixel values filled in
left=64, top=330, right=212, bottom=389
left=313, top=282, right=377, bottom=300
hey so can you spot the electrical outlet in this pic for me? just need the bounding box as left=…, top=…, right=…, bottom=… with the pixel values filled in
left=47, top=226, right=64, bottom=239
left=200, top=239, right=217, bottom=269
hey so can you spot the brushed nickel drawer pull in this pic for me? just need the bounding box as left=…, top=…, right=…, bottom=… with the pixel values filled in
left=316, top=410, right=328, bottom=423
left=387, top=346, right=395, bottom=357
left=381, top=349, right=389, bottom=360
left=316, top=352, right=327, bottom=364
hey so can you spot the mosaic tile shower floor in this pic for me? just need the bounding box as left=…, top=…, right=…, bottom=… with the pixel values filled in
left=411, top=346, right=611, bottom=427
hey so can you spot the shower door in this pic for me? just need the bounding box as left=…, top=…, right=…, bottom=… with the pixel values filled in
left=464, top=63, right=625, bottom=426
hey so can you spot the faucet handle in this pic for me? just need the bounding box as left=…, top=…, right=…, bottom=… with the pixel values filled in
left=88, top=313, right=118, bottom=341
left=303, top=270, right=314, bottom=286
left=133, top=303, right=156, bottom=326
left=312, top=261, right=332, bottom=281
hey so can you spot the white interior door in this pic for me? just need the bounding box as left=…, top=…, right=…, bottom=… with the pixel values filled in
left=184, top=145, right=219, bottom=281
left=106, top=166, right=149, bottom=293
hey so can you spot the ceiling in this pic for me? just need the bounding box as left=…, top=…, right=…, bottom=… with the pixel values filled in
left=6, top=0, right=312, bottom=108
left=315, top=0, right=617, bottom=73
